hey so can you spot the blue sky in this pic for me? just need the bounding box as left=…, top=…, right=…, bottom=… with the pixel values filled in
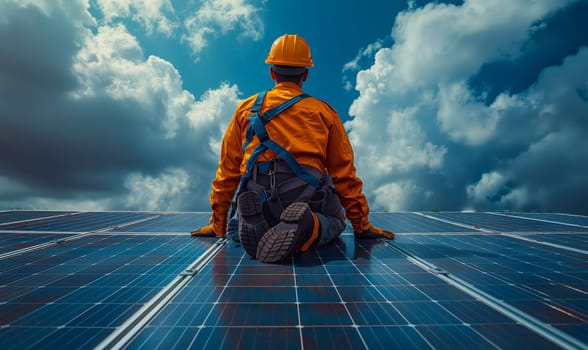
left=1, top=0, right=587, bottom=214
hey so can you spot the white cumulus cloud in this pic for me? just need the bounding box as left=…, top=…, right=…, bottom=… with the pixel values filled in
left=73, top=24, right=195, bottom=138
left=347, top=0, right=585, bottom=213
left=183, top=0, right=263, bottom=57
left=125, top=168, right=191, bottom=211
left=95, top=0, right=176, bottom=36
left=187, top=83, right=241, bottom=157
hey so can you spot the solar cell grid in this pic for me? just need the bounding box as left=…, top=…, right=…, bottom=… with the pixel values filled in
left=369, top=212, right=473, bottom=233
left=0, top=210, right=586, bottom=350
left=506, top=212, right=588, bottom=227
left=0, top=231, right=76, bottom=255
left=525, top=233, right=588, bottom=251
left=0, top=212, right=155, bottom=232
left=427, top=212, right=588, bottom=232
left=0, top=234, right=215, bottom=350
left=0, top=210, right=73, bottom=224
left=396, top=234, right=588, bottom=335
left=471, top=324, right=559, bottom=349
left=110, top=212, right=210, bottom=232
left=125, top=236, right=562, bottom=350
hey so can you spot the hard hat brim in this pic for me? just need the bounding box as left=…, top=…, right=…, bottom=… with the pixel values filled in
left=271, top=65, right=308, bottom=76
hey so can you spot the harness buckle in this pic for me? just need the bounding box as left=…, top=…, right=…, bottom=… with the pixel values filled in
left=269, top=159, right=277, bottom=190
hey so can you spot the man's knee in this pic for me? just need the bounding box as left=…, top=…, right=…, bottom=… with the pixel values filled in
left=316, top=212, right=346, bottom=246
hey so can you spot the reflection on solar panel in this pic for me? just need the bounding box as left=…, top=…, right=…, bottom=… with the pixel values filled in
left=0, top=210, right=73, bottom=225
left=425, top=212, right=588, bottom=232
left=0, top=210, right=586, bottom=349
left=505, top=212, right=588, bottom=227
left=0, top=212, right=157, bottom=232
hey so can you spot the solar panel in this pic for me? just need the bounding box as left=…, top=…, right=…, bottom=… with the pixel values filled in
left=425, top=212, right=588, bottom=232
left=368, top=212, right=474, bottom=233
left=109, top=212, right=211, bottom=232
left=525, top=233, right=588, bottom=251
left=0, top=212, right=155, bottom=232
left=0, top=211, right=213, bottom=350
left=0, top=210, right=73, bottom=225
left=0, top=210, right=586, bottom=350
left=505, top=212, right=588, bottom=227
left=397, top=234, right=587, bottom=331
left=122, top=236, right=572, bottom=349
left=0, top=231, right=77, bottom=255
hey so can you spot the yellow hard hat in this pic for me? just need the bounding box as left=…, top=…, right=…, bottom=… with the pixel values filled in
left=265, top=34, right=314, bottom=67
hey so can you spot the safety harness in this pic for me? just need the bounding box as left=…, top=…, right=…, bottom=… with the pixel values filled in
left=240, top=91, right=322, bottom=189
left=232, top=90, right=326, bottom=226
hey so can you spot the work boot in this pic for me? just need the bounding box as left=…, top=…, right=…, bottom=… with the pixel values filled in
left=256, top=202, right=320, bottom=263
left=238, top=191, right=269, bottom=258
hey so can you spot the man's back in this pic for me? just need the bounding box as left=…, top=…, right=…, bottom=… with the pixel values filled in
left=191, top=33, right=394, bottom=262
left=233, top=81, right=339, bottom=174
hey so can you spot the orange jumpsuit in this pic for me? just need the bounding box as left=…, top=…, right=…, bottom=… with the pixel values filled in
left=209, top=82, right=371, bottom=234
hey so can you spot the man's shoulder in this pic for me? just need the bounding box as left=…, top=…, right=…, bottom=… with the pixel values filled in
left=238, top=89, right=337, bottom=115
left=236, top=93, right=262, bottom=111
left=304, top=95, right=338, bottom=114
left=313, top=96, right=336, bottom=111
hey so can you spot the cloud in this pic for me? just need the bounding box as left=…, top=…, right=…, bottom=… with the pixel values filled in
left=387, top=0, right=574, bottom=88
left=2, top=0, right=586, bottom=217
left=72, top=23, right=196, bottom=138
left=0, top=1, right=241, bottom=212
left=482, top=48, right=588, bottom=212
left=467, top=171, right=506, bottom=203
left=437, top=81, right=507, bottom=145
left=2, top=0, right=96, bottom=27
left=342, top=40, right=384, bottom=90
left=95, top=0, right=176, bottom=36
left=347, top=0, right=587, bottom=213
left=187, top=83, right=241, bottom=158
left=183, top=0, right=263, bottom=57
left=343, top=40, right=385, bottom=73
left=125, top=168, right=191, bottom=211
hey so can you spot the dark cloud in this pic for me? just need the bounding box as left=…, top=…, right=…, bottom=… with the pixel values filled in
left=0, top=3, right=223, bottom=211
left=0, top=4, right=79, bottom=95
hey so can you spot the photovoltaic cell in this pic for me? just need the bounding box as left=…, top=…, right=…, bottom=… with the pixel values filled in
left=0, top=211, right=72, bottom=225
left=506, top=212, right=588, bottom=227
left=369, top=212, right=474, bottom=233
left=0, top=234, right=215, bottom=350
left=0, top=210, right=586, bottom=349
left=359, top=326, right=432, bottom=349
left=526, top=233, right=588, bottom=251
left=426, top=212, right=588, bottom=232
left=0, top=212, right=155, bottom=232
left=395, top=234, right=588, bottom=337
left=0, top=231, right=76, bottom=255
left=109, top=212, right=211, bottom=232
left=125, top=236, right=566, bottom=349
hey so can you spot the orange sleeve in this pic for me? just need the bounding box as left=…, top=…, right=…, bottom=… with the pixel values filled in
left=209, top=109, right=244, bottom=234
left=325, top=110, right=371, bottom=233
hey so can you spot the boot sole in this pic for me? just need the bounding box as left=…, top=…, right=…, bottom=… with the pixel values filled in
left=257, top=202, right=309, bottom=263
left=238, top=191, right=269, bottom=258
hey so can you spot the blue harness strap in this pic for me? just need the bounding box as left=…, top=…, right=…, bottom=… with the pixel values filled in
left=242, top=91, right=266, bottom=153
left=238, top=90, right=322, bottom=195
left=242, top=92, right=310, bottom=151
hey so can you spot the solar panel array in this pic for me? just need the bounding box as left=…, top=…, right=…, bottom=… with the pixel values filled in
left=0, top=210, right=586, bottom=349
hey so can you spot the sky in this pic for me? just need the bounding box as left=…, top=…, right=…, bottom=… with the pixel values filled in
left=0, top=0, right=587, bottom=215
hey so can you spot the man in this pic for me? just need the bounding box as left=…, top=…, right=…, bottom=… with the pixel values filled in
left=192, top=34, right=394, bottom=263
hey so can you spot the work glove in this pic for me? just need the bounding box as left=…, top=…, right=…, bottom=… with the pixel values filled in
left=191, top=224, right=224, bottom=238
left=355, top=225, right=395, bottom=240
